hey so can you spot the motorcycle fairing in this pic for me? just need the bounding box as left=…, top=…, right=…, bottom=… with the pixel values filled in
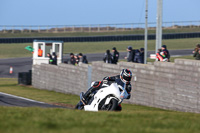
left=84, top=83, right=121, bottom=112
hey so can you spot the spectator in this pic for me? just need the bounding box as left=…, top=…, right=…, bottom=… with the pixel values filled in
left=38, top=46, right=43, bottom=57
left=112, top=47, right=119, bottom=64
left=161, top=45, right=170, bottom=62
left=193, top=44, right=200, bottom=53
left=193, top=44, right=200, bottom=60
left=156, top=49, right=163, bottom=61
left=134, top=49, right=140, bottom=63
left=103, top=50, right=113, bottom=63
left=78, top=53, right=88, bottom=64
left=70, top=53, right=76, bottom=65
left=47, top=53, right=53, bottom=64
left=134, top=48, right=144, bottom=63
left=140, top=48, right=144, bottom=64
left=74, top=54, right=79, bottom=65
left=125, top=46, right=134, bottom=62
left=52, top=52, right=57, bottom=65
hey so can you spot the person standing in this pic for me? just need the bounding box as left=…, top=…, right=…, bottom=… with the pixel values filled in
left=134, top=49, right=140, bottom=63
left=112, top=47, right=119, bottom=64
left=161, top=45, right=170, bottom=62
left=103, top=50, right=113, bottom=63
left=47, top=53, right=53, bottom=64
left=134, top=48, right=145, bottom=63
left=52, top=52, right=57, bottom=65
left=74, top=54, right=79, bottom=65
left=70, top=53, right=76, bottom=65
left=193, top=44, right=200, bottom=60
left=78, top=53, right=88, bottom=64
left=38, top=46, right=43, bottom=57
left=140, top=48, right=144, bottom=64
left=156, top=49, right=164, bottom=61
left=125, top=46, right=133, bottom=62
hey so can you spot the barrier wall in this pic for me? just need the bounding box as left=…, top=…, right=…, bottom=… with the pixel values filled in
left=32, top=59, right=200, bottom=113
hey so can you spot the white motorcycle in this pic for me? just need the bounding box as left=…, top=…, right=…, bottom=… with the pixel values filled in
left=75, top=82, right=129, bottom=111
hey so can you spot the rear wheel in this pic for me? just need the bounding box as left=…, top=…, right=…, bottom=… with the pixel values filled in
left=99, top=98, right=118, bottom=111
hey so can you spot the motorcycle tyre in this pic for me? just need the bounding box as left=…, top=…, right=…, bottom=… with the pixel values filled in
left=75, top=101, right=84, bottom=110
left=100, top=98, right=118, bottom=111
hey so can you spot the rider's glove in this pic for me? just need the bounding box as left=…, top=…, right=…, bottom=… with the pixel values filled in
left=103, top=77, right=109, bottom=80
left=126, top=84, right=132, bottom=93
left=127, top=94, right=131, bottom=99
left=103, top=77, right=110, bottom=84
left=103, top=76, right=115, bottom=81
left=102, top=79, right=108, bottom=84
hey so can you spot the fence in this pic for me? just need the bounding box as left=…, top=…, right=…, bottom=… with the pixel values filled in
left=1, top=21, right=200, bottom=34
left=1, top=32, right=200, bottom=43
left=32, top=59, right=200, bottom=113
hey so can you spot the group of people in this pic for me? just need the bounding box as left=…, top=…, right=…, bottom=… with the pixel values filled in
left=103, top=47, right=120, bottom=64
left=124, top=46, right=145, bottom=64
left=47, top=45, right=171, bottom=66
left=69, top=53, right=88, bottom=65
left=156, top=45, right=170, bottom=62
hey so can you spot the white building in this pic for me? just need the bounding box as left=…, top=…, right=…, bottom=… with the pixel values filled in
left=33, top=40, right=63, bottom=65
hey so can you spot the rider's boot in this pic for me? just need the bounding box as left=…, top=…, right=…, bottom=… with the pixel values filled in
left=80, top=88, right=93, bottom=105
left=81, top=81, right=102, bottom=105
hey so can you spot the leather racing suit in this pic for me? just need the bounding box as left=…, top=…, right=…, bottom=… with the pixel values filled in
left=81, top=75, right=132, bottom=110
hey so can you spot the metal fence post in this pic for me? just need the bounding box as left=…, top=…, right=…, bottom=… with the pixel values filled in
left=89, top=25, right=91, bottom=32
left=81, top=25, right=83, bottom=32
left=38, top=26, right=40, bottom=33
left=29, top=26, right=31, bottom=33
left=46, top=26, right=48, bottom=33
left=21, top=26, right=23, bottom=33
left=56, top=26, right=58, bottom=33
left=199, top=21, right=200, bottom=28
left=64, top=26, right=66, bottom=33
left=12, top=26, right=14, bottom=33
left=98, top=25, right=100, bottom=32
left=3, top=26, right=6, bottom=33
left=131, top=24, right=133, bottom=31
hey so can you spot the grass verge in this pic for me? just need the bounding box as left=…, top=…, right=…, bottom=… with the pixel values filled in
left=0, top=38, right=198, bottom=58
left=0, top=78, right=200, bottom=133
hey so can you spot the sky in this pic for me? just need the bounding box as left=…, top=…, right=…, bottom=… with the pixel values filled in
left=0, top=0, right=200, bottom=26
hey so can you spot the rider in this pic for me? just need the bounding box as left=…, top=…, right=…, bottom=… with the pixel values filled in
left=81, top=69, right=132, bottom=110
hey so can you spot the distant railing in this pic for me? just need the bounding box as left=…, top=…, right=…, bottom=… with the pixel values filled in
left=0, top=20, right=200, bottom=34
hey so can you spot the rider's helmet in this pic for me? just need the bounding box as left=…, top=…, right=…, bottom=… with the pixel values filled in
left=120, top=69, right=132, bottom=83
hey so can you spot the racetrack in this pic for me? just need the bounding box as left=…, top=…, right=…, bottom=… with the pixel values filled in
left=0, top=92, right=66, bottom=108
left=0, top=49, right=193, bottom=78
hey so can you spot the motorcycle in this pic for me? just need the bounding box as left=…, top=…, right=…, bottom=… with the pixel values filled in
left=75, top=81, right=129, bottom=111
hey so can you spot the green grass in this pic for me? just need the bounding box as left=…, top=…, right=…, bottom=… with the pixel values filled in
left=1, top=78, right=200, bottom=133
left=0, top=38, right=199, bottom=58
left=0, top=78, right=78, bottom=105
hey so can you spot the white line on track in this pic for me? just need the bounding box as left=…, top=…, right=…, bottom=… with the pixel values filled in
left=0, top=92, right=45, bottom=104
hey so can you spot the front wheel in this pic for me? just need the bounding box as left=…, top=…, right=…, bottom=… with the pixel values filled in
left=99, top=98, right=118, bottom=111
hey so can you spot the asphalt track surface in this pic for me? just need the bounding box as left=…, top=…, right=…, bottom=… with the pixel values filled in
left=0, top=49, right=193, bottom=78
left=0, top=92, right=65, bottom=108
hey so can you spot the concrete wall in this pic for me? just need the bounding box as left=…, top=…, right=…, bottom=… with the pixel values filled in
left=32, top=59, right=200, bottom=113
